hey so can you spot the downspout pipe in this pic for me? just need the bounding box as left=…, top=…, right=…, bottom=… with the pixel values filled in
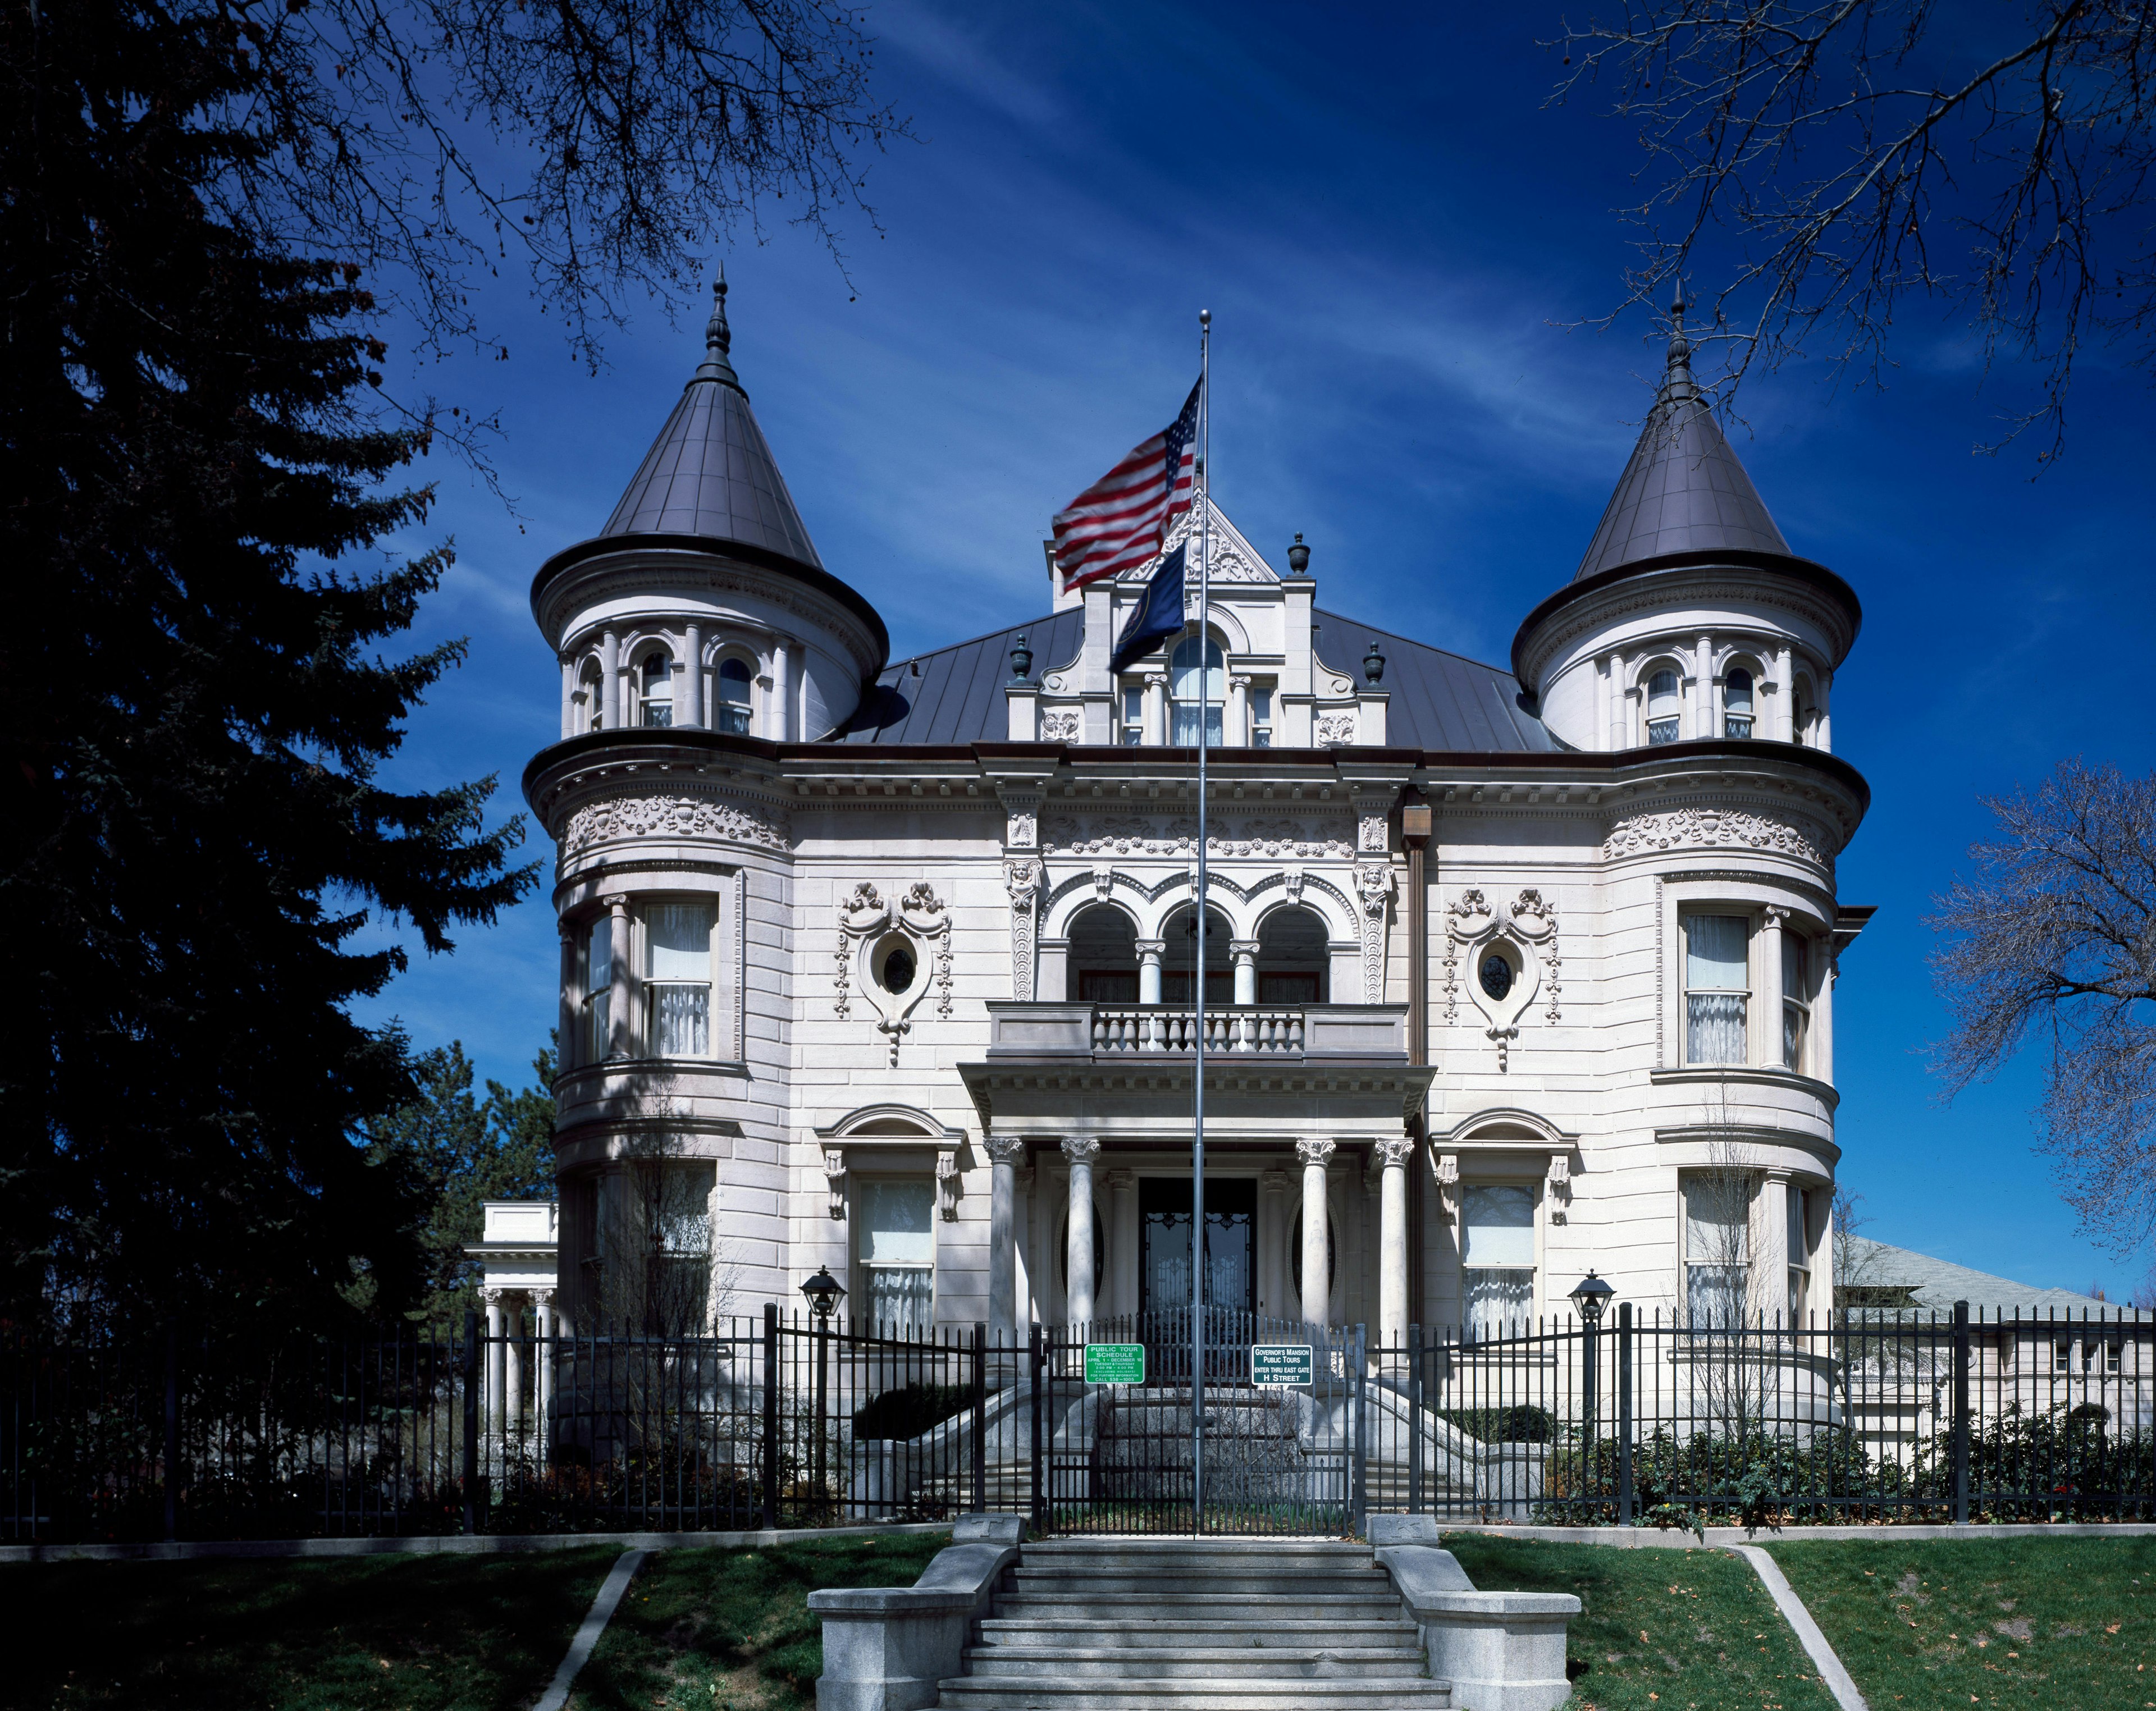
left=1401, top=789, right=1432, bottom=1335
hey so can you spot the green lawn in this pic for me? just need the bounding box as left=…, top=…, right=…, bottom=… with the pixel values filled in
left=568, top=1532, right=951, bottom=1711
left=1767, top=1535, right=2156, bottom=1709
left=0, top=1547, right=620, bottom=1711
left=1442, top=1533, right=1839, bottom=1711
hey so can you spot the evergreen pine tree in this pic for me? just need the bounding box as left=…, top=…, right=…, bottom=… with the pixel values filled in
left=0, top=1, right=534, bottom=1333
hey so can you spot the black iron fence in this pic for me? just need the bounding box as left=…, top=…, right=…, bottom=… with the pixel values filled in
left=7, top=1302, right=2150, bottom=1542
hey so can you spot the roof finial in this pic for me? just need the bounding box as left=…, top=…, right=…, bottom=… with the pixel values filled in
left=1660, top=289, right=1699, bottom=405
left=693, top=262, right=743, bottom=390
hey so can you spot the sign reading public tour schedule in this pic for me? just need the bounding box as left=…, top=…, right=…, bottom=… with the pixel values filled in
left=1085, top=1343, right=1145, bottom=1384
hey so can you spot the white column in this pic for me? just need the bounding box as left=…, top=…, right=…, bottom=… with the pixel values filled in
left=1063, top=1138, right=1100, bottom=1326
left=1378, top=1136, right=1414, bottom=1365
left=1761, top=1171, right=1794, bottom=1325
left=600, top=631, right=622, bottom=729
left=557, top=921, right=579, bottom=1073
left=1816, top=948, right=1836, bottom=1085
left=1107, top=1170, right=1138, bottom=1319
left=1815, top=670, right=1833, bottom=751
left=531, top=1287, right=555, bottom=1453
left=1137, top=940, right=1164, bottom=1006
left=1296, top=1138, right=1335, bottom=1328
left=1693, top=634, right=1713, bottom=739
left=986, top=1135, right=1025, bottom=1343
left=606, top=895, right=633, bottom=1059
left=1143, top=671, right=1167, bottom=745
left=680, top=626, right=704, bottom=728
left=773, top=637, right=794, bottom=742
left=1260, top=1169, right=1291, bottom=1320
left=1773, top=643, right=1793, bottom=742
left=1227, top=674, right=1250, bottom=746
left=1593, top=656, right=1610, bottom=752
left=1758, top=905, right=1789, bottom=1068
left=504, top=1297, right=525, bottom=1444
left=560, top=658, right=577, bottom=739
left=1230, top=941, right=1258, bottom=1007
left=481, top=1287, right=506, bottom=1439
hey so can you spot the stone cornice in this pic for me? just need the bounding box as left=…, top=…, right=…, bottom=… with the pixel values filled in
left=1510, top=552, right=1863, bottom=690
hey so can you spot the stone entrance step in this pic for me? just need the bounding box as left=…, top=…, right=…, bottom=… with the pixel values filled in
left=937, top=1536, right=1450, bottom=1711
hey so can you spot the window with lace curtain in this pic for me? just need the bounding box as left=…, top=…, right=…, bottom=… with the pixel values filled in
left=1683, top=1174, right=1751, bottom=1328
left=1170, top=635, right=1225, bottom=748
left=1783, top=932, right=1812, bottom=1071
left=1787, top=1189, right=1811, bottom=1322
left=584, top=916, right=612, bottom=1061
left=715, top=657, right=754, bottom=734
left=1462, top=1184, right=1536, bottom=1342
left=1646, top=667, right=1682, bottom=744
left=1685, top=913, right=1750, bottom=1065
left=1723, top=666, right=1755, bottom=739
left=638, top=650, right=674, bottom=727
left=645, top=900, right=714, bottom=1057
left=858, top=1179, right=935, bottom=1334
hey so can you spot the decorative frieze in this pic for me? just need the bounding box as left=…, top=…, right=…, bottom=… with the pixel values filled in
left=1003, top=858, right=1043, bottom=1001
left=1355, top=863, right=1395, bottom=1001
left=1604, top=806, right=1833, bottom=871
left=560, top=793, right=789, bottom=857
left=1043, top=815, right=1352, bottom=859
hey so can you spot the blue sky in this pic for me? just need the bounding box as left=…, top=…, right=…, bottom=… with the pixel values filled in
left=353, top=3, right=2156, bottom=1300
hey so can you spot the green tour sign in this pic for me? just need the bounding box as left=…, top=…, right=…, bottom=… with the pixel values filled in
left=1084, top=1343, right=1146, bottom=1384
left=1250, top=1343, right=1314, bottom=1387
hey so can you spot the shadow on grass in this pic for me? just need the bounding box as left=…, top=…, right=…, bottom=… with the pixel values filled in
left=0, top=1548, right=621, bottom=1711
left=1441, top=1534, right=1839, bottom=1711
left=572, top=1533, right=951, bottom=1711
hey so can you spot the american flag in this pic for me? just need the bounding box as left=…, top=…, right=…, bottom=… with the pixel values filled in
left=1051, top=378, right=1202, bottom=594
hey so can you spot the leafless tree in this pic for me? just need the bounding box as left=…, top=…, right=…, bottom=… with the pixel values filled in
left=1831, top=1183, right=1883, bottom=1303
left=1549, top=3, right=2156, bottom=460
left=1927, top=758, right=2156, bottom=1250
left=124, top=0, right=911, bottom=466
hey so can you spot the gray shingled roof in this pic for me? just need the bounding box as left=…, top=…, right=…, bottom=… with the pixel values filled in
left=1846, top=1238, right=2141, bottom=1319
left=1574, top=331, right=1791, bottom=581
left=599, top=279, right=824, bottom=570
left=836, top=605, right=1550, bottom=751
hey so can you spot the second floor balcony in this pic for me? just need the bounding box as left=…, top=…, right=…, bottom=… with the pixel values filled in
left=983, top=1000, right=1412, bottom=1065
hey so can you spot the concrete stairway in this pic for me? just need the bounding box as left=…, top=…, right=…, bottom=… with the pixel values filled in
left=937, top=1537, right=1452, bottom=1710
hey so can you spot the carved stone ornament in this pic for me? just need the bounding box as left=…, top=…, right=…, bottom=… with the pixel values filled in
left=834, top=879, right=953, bottom=1061
left=937, top=1148, right=960, bottom=1221
left=1510, top=888, right=1563, bottom=1022
left=1295, top=1137, right=1337, bottom=1169
left=824, top=1149, right=848, bottom=1221
left=560, top=794, right=789, bottom=857
left=1448, top=887, right=1554, bottom=1065
left=1355, top=863, right=1395, bottom=1001
left=1432, top=1152, right=1460, bottom=1224
left=1003, top=858, right=1043, bottom=1001
left=1377, top=1135, right=1417, bottom=1170
left=1283, top=868, right=1306, bottom=905
left=1545, top=1152, right=1572, bottom=1225
left=1317, top=711, right=1358, bottom=748
left=1043, top=815, right=1350, bottom=859
left=1603, top=806, right=1834, bottom=873
left=1040, top=709, right=1082, bottom=743
left=984, top=1134, right=1027, bottom=1168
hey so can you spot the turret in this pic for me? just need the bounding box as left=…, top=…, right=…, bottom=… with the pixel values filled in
left=531, top=273, right=888, bottom=744
left=1511, top=303, right=1860, bottom=753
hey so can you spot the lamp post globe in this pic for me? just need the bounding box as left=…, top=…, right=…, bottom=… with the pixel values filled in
left=800, top=1266, right=846, bottom=1322
left=1569, top=1270, right=1615, bottom=1326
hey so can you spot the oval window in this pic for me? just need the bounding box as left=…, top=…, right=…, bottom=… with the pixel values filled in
left=1479, top=953, right=1514, bottom=1001
left=881, top=944, right=917, bottom=994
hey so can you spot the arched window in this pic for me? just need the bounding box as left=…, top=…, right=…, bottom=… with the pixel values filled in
left=1065, top=905, right=1138, bottom=1002
left=1724, top=666, right=1755, bottom=740
left=638, top=651, right=674, bottom=728
left=1163, top=904, right=1232, bottom=1005
left=1170, top=636, right=1225, bottom=748
left=1792, top=677, right=1817, bottom=747
left=715, top=657, right=753, bottom=735
left=1256, top=907, right=1328, bottom=1003
left=1646, top=667, right=1682, bottom=745
left=579, top=661, right=604, bottom=731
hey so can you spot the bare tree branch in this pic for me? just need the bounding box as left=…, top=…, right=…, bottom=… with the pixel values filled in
left=1549, top=2, right=2156, bottom=461
left=1927, top=757, right=2156, bottom=1249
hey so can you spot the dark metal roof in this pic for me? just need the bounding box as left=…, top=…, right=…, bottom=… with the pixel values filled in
left=596, top=276, right=824, bottom=570
left=1574, top=327, right=1790, bottom=581
left=835, top=604, right=1550, bottom=753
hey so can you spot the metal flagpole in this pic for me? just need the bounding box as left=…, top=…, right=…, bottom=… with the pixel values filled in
left=1191, top=308, right=1211, bottom=1532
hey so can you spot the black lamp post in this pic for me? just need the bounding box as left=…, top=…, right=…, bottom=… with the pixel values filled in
left=800, top=1268, right=845, bottom=1519
left=1570, top=1272, right=1616, bottom=1502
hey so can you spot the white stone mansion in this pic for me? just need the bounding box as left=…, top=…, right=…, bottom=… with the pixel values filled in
left=524, top=282, right=1870, bottom=1352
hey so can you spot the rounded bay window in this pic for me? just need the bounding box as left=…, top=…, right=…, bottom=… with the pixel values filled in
left=1645, top=666, right=1682, bottom=744
left=1723, top=665, right=1756, bottom=740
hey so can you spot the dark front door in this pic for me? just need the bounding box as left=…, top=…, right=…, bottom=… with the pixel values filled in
left=1139, top=1177, right=1255, bottom=1316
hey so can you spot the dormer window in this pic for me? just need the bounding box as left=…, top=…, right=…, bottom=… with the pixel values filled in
left=716, top=657, right=753, bottom=734
left=639, top=652, right=673, bottom=728
left=1170, top=636, right=1224, bottom=748
left=1646, top=669, right=1682, bottom=744
left=1724, top=667, right=1755, bottom=740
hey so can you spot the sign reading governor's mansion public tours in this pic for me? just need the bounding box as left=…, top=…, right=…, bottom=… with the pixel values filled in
left=514, top=280, right=1869, bottom=1358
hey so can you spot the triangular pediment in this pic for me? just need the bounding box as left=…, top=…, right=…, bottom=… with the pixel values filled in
left=1116, top=493, right=1280, bottom=587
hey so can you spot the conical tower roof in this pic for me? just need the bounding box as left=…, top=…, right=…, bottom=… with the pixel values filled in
left=1573, top=314, right=1790, bottom=580
left=598, top=272, right=824, bottom=570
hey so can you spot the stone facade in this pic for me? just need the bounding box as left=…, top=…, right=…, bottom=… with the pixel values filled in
left=523, top=285, right=1870, bottom=1348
